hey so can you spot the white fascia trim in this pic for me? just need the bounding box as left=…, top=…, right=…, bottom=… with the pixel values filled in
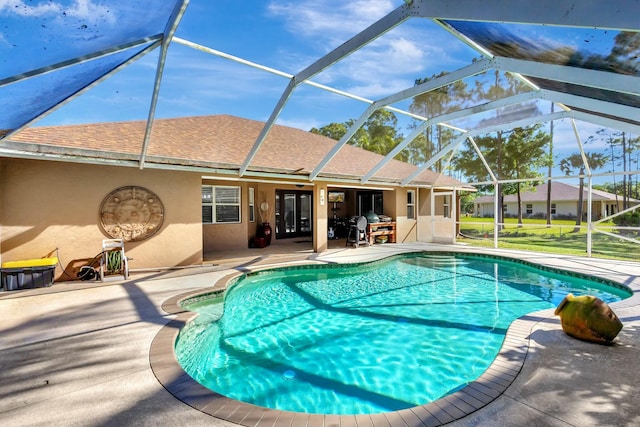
left=313, top=58, right=493, bottom=182
left=361, top=90, right=540, bottom=184
left=309, top=104, right=378, bottom=180
left=202, top=175, right=316, bottom=186
left=0, top=36, right=162, bottom=88
left=539, top=90, right=640, bottom=123
left=411, top=0, right=640, bottom=31
left=569, top=110, right=640, bottom=135
left=138, top=0, right=190, bottom=169
left=239, top=80, right=296, bottom=176
left=401, top=110, right=567, bottom=185
left=495, top=57, right=640, bottom=97
left=240, top=3, right=413, bottom=177
left=2, top=42, right=161, bottom=142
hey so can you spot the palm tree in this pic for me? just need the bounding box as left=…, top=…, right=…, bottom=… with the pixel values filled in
left=559, top=152, right=608, bottom=231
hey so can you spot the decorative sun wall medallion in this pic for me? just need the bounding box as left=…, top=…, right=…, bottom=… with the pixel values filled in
left=99, top=186, right=164, bottom=242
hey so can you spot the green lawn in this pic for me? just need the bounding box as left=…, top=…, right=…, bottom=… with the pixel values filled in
left=458, top=217, right=639, bottom=261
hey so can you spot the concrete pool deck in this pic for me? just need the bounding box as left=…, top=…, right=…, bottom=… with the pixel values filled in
left=1, top=242, right=639, bottom=426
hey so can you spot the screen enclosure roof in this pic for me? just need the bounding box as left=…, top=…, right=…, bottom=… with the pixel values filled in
left=1, top=0, right=638, bottom=188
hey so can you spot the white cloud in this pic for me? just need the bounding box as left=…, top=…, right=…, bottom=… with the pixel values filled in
left=0, top=0, right=115, bottom=25
left=313, top=35, right=432, bottom=98
left=64, top=0, right=115, bottom=25
left=343, top=0, right=397, bottom=21
left=0, top=0, right=60, bottom=17
left=268, top=0, right=448, bottom=99
left=264, top=0, right=470, bottom=100
left=350, top=37, right=424, bottom=72
left=346, top=80, right=411, bottom=99
left=267, top=0, right=396, bottom=41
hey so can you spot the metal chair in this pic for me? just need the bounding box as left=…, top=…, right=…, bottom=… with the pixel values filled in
left=346, top=216, right=369, bottom=248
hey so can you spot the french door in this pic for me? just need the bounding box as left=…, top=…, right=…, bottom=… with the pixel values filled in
left=275, top=190, right=313, bottom=239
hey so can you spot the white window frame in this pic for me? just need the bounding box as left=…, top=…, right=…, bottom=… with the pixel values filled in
left=407, top=190, right=416, bottom=220
left=443, top=195, right=450, bottom=218
left=526, top=203, right=533, bottom=215
left=551, top=203, right=556, bottom=215
left=249, top=187, right=255, bottom=223
left=202, top=185, right=241, bottom=224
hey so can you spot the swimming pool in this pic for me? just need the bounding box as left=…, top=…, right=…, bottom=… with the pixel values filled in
left=174, top=253, right=630, bottom=415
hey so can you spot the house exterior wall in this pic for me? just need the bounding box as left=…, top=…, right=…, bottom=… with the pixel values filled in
left=388, top=187, right=417, bottom=243
left=417, top=188, right=431, bottom=242
left=200, top=182, right=453, bottom=251
left=416, top=188, right=452, bottom=242
left=314, top=184, right=328, bottom=253
left=0, top=159, right=4, bottom=254
left=479, top=200, right=633, bottom=220
left=202, top=180, right=313, bottom=252
left=432, top=191, right=457, bottom=243
left=1, top=157, right=461, bottom=281
left=0, top=158, right=203, bottom=280
left=503, top=201, right=576, bottom=218
left=479, top=200, right=579, bottom=219
left=202, top=179, right=252, bottom=253
left=476, top=199, right=495, bottom=217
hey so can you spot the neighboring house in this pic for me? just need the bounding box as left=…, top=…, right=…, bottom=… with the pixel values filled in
left=474, top=182, right=639, bottom=220
left=1, top=115, right=471, bottom=279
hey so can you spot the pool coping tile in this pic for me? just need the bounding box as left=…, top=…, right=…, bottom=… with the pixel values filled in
left=149, top=249, right=637, bottom=427
left=353, top=413, right=374, bottom=427
left=367, top=412, right=391, bottom=427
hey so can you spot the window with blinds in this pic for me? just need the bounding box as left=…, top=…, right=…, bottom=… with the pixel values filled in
left=202, top=185, right=241, bottom=223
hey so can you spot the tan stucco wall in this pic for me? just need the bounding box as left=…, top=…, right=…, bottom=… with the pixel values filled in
left=390, top=187, right=418, bottom=243
left=414, top=188, right=458, bottom=242
left=314, top=184, right=328, bottom=252
left=417, top=188, right=433, bottom=242
left=0, top=159, right=4, bottom=257
left=1, top=158, right=203, bottom=279
left=0, top=157, right=461, bottom=278
left=201, top=181, right=319, bottom=254
left=202, top=179, right=252, bottom=253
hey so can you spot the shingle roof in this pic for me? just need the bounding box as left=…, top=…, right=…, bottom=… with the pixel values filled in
left=8, top=114, right=468, bottom=188
left=475, top=182, right=638, bottom=203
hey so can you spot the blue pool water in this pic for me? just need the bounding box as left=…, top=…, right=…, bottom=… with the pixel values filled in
left=174, top=253, right=629, bottom=415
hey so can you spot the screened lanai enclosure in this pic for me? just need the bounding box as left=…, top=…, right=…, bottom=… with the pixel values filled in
left=1, top=0, right=639, bottom=259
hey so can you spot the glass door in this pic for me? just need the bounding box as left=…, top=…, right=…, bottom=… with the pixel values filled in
left=284, top=193, right=296, bottom=233
left=300, top=193, right=312, bottom=233
left=275, top=190, right=313, bottom=239
left=357, top=190, right=383, bottom=216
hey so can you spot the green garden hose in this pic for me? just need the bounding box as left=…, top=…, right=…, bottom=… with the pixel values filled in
left=106, top=250, right=122, bottom=273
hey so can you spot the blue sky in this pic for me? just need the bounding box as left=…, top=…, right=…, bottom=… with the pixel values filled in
left=14, top=0, right=479, bottom=130
left=2, top=0, right=635, bottom=184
